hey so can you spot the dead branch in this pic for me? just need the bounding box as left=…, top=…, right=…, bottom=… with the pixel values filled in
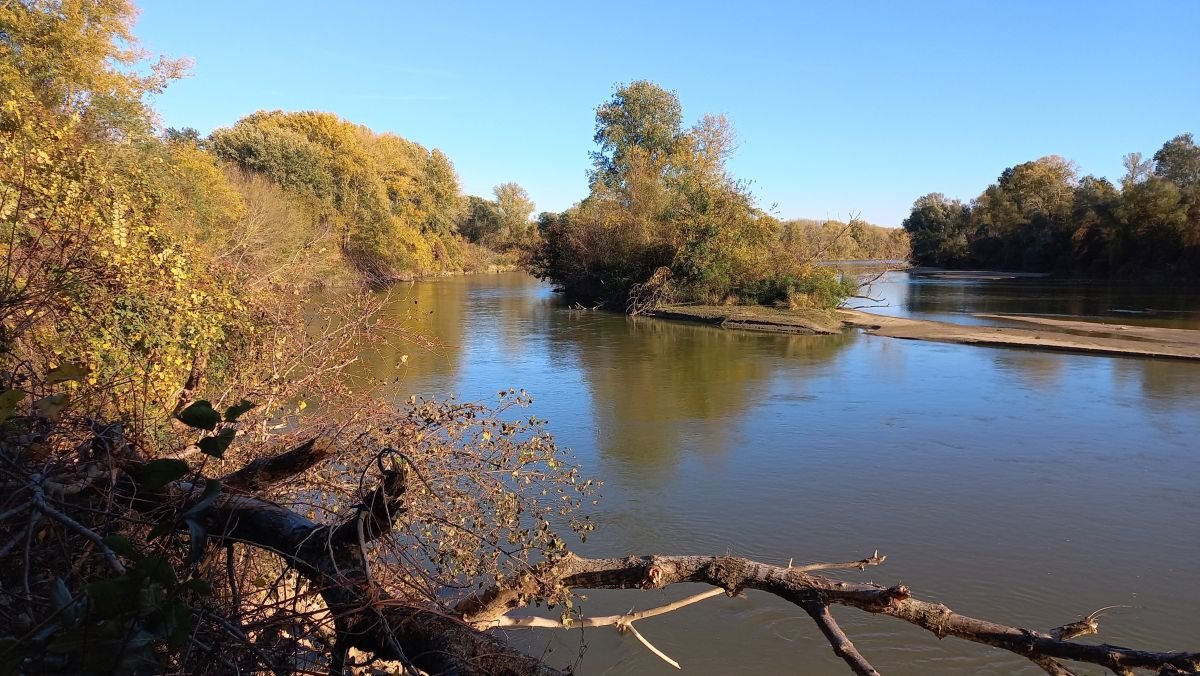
left=155, top=468, right=562, bottom=676
left=221, top=434, right=336, bottom=493
left=461, top=553, right=1200, bottom=675
left=801, top=600, right=879, bottom=676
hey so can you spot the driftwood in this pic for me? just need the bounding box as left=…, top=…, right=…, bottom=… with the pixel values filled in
left=456, top=553, right=1200, bottom=675
left=56, top=436, right=1200, bottom=675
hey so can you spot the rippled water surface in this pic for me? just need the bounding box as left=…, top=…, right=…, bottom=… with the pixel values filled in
left=351, top=272, right=1200, bottom=675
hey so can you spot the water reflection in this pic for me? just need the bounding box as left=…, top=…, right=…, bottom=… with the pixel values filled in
left=546, top=314, right=854, bottom=486
left=321, top=272, right=1200, bottom=675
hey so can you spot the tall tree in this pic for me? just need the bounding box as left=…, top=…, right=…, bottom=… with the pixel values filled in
left=0, top=0, right=187, bottom=138
left=493, top=182, right=535, bottom=240
left=902, top=194, right=971, bottom=266
left=589, top=80, right=684, bottom=188
left=1152, top=133, right=1200, bottom=190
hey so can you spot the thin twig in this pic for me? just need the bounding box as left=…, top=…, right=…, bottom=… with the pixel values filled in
left=624, top=621, right=680, bottom=670
left=32, top=485, right=124, bottom=575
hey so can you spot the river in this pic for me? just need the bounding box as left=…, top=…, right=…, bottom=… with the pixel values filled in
left=349, top=271, right=1200, bottom=675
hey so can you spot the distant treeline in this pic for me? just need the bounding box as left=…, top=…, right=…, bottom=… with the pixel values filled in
left=779, top=218, right=909, bottom=262
left=902, top=134, right=1200, bottom=277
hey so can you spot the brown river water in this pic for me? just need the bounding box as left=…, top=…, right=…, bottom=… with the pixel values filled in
left=343, top=271, right=1199, bottom=675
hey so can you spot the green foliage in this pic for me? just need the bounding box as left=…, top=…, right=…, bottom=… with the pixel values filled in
left=197, top=428, right=236, bottom=458
left=536, top=81, right=858, bottom=310
left=494, top=182, right=536, bottom=241
left=177, top=400, right=220, bottom=430
left=459, top=195, right=505, bottom=242
left=40, top=542, right=209, bottom=674
left=590, top=79, right=684, bottom=189
left=903, top=136, right=1200, bottom=276
left=135, top=459, right=190, bottom=491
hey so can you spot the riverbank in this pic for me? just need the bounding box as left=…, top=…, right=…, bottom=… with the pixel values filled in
left=650, top=304, right=1200, bottom=360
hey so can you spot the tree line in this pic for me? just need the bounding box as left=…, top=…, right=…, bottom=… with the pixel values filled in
left=902, top=136, right=1200, bottom=277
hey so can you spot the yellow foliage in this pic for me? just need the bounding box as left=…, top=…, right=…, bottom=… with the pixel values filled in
left=0, top=90, right=246, bottom=418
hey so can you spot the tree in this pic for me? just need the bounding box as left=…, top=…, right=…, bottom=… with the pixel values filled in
left=903, top=135, right=1200, bottom=277
left=459, top=195, right=504, bottom=242
left=0, top=0, right=187, bottom=139
left=1152, top=133, right=1200, bottom=190
left=494, top=182, right=535, bottom=240
left=538, top=81, right=858, bottom=310
left=902, top=193, right=971, bottom=266
left=209, top=111, right=474, bottom=277
left=1069, top=175, right=1120, bottom=272
left=164, top=126, right=203, bottom=146
left=589, top=80, right=685, bottom=188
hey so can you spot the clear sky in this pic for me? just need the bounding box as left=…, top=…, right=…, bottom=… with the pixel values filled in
left=133, top=1, right=1199, bottom=227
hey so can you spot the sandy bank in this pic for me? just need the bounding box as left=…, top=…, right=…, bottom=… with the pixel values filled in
left=840, top=310, right=1200, bottom=360
left=650, top=305, right=844, bottom=334
left=650, top=304, right=1200, bottom=360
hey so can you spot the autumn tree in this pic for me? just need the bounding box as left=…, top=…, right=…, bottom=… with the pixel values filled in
left=494, top=182, right=536, bottom=241
left=589, top=79, right=684, bottom=189
left=209, top=111, right=473, bottom=278
left=536, top=81, right=856, bottom=310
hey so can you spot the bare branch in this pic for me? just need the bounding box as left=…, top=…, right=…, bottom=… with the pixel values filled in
left=32, top=485, right=124, bottom=575
left=330, top=464, right=406, bottom=544
left=790, top=549, right=886, bottom=573
left=221, top=434, right=336, bottom=493
left=801, top=600, right=880, bottom=676
left=464, top=552, right=1200, bottom=675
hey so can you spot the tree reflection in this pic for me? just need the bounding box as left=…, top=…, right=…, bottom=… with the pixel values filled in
left=549, top=314, right=853, bottom=486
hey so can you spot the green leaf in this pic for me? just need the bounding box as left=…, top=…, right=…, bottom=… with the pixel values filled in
left=135, top=459, right=188, bottom=491
left=45, top=362, right=89, bottom=384
left=183, top=479, right=221, bottom=518
left=223, top=399, right=256, bottom=422
left=181, top=578, right=211, bottom=595
left=165, top=599, right=193, bottom=649
left=184, top=518, right=207, bottom=567
left=33, top=393, right=69, bottom=422
left=176, top=400, right=220, bottom=430
left=134, top=556, right=177, bottom=589
left=0, top=389, right=25, bottom=424
left=102, top=535, right=137, bottom=559
left=86, top=576, right=140, bottom=619
left=197, top=427, right=235, bottom=458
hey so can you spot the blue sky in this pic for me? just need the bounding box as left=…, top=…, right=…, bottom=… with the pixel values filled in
left=134, top=1, right=1199, bottom=227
